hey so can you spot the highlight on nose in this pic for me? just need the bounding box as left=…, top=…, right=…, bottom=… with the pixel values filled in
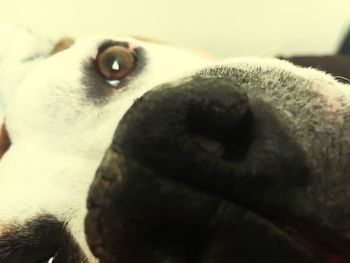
left=85, top=76, right=312, bottom=263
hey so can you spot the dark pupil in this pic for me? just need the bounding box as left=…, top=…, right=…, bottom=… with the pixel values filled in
left=105, top=54, right=123, bottom=72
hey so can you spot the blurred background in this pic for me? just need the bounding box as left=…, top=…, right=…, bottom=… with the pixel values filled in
left=1, top=0, right=350, bottom=57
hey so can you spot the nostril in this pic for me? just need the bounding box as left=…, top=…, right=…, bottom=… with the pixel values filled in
left=188, top=102, right=255, bottom=161
left=193, top=135, right=224, bottom=156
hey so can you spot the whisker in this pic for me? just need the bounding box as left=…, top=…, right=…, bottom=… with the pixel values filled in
left=334, top=75, right=350, bottom=83
left=81, top=256, right=88, bottom=263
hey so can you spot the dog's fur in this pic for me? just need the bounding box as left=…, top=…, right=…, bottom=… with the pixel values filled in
left=1, top=36, right=350, bottom=262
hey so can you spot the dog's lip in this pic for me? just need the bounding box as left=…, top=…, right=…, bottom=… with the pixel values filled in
left=259, top=212, right=350, bottom=262
left=0, top=123, right=10, bottom=159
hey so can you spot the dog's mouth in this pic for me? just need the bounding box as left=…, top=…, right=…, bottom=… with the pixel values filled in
left=85, top=76, right=350, bottom=262
left=274, top=218, right=350, bottom=262
left=85, top=149, right=350, bottom=263
left=85, top=147, right=350, bottom=263
left=0, top=123, right=11, bottom=159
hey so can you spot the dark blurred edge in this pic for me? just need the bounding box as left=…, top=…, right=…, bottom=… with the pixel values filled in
left=339, top=24, right=350, bottom=54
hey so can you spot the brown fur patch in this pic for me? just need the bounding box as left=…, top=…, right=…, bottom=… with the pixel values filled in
left=50, top=37, right=75, bottom=55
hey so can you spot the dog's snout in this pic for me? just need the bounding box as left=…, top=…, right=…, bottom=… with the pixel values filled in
left=86, top=77, right=312, bottom=262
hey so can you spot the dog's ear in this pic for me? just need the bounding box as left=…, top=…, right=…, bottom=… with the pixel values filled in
left=50, top=37, right=74, bottom=55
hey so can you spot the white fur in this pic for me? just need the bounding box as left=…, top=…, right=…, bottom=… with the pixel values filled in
left=0, top=36, right=210, bottom=261
left=0, top=24, right=52, bottom=120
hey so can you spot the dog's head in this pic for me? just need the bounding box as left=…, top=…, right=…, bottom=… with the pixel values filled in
left=1, top=36, right=350, bottom=263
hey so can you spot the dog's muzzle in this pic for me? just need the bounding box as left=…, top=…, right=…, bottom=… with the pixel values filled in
left=85, top=77, right=350, bottom=263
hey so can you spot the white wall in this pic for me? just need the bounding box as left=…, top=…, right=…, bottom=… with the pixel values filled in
left=1, top=0, right=350, bottom=57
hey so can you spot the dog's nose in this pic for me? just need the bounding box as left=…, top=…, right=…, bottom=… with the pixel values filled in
left=85, top=77, right=315, bottom=263
left=101, top=76, right=308, bottom=213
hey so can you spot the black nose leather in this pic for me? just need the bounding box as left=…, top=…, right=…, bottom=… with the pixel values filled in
left=85, top=76, right=314, bottom=263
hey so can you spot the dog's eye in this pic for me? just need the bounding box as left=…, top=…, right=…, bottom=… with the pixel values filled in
left=96, top=45, right=135, bottom=82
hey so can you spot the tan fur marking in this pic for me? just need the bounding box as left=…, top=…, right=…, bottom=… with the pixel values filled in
left=50, top=37, right=75, bottom=55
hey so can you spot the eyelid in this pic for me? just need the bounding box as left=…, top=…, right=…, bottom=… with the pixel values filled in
left=98, top=40, right=130, bottom=54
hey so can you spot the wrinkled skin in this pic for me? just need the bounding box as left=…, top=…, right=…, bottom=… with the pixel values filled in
left=1, top=36, right=350, bottom=262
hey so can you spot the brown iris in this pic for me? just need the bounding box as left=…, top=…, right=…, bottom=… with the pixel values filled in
left=96, top=46, right=135, bottom=81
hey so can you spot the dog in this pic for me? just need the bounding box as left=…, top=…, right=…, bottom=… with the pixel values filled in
left=1, top=35, right=350, bottom=263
